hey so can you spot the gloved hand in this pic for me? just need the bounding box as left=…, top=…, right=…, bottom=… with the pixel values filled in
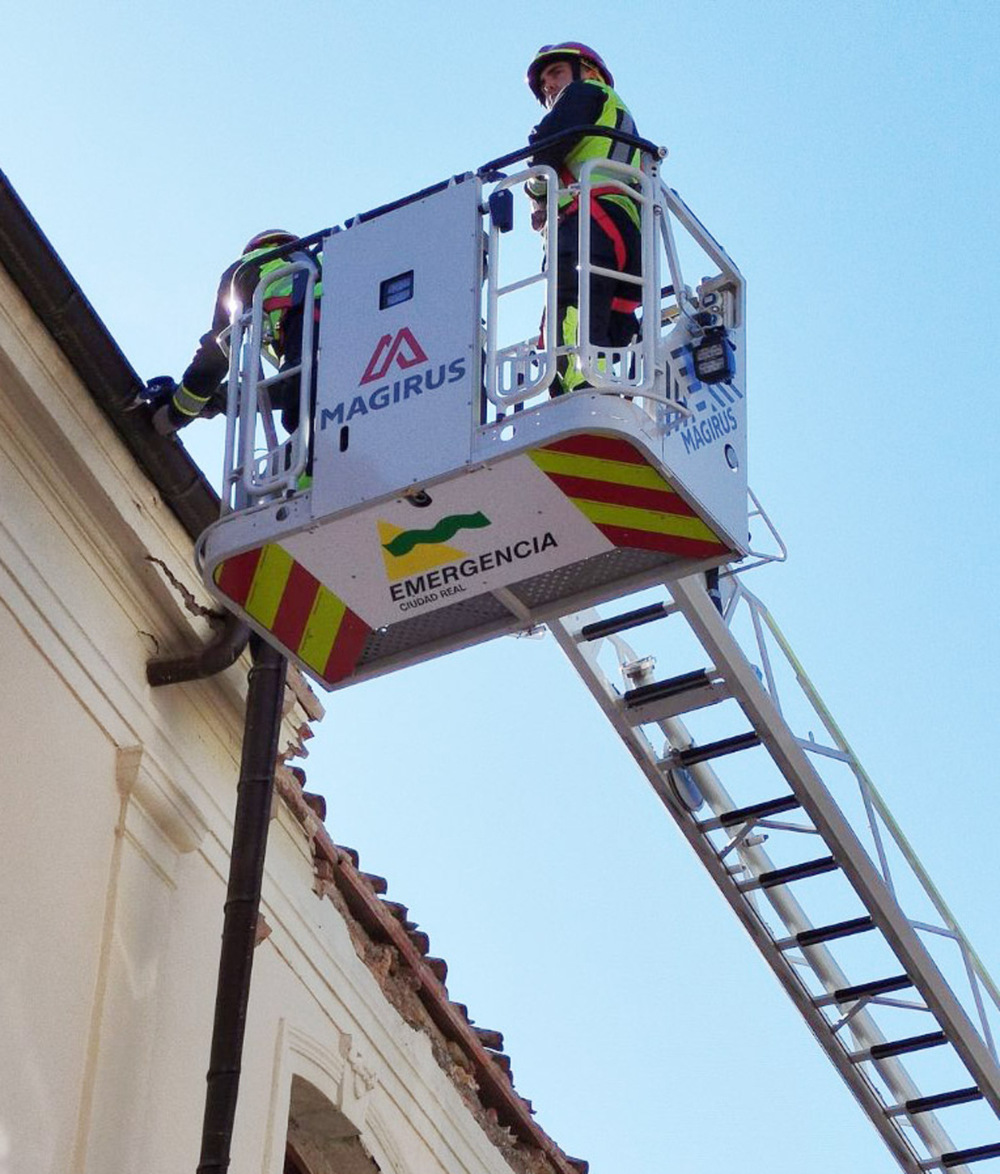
left=143, top=375, right=178, bottom=405
left=126, top=375, right=175, bottom=414
left=523, top=180, right=547, bottom=232
left=524, top=176, right=547, bottom=200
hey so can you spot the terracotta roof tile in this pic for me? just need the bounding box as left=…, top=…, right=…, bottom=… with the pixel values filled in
left=274, top=765, right=587, bottom=1174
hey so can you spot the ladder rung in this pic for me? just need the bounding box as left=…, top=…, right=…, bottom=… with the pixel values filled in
left=742, top=856, right=838, bottom=892
left=867, top=1031, right=948, bottom=1061
left=941, top=1142, right=1000, bottom=1168
left=706, top=794, right=802, bottom=832
left=802, top=915, right=873, bottom=943
left=819, top=974, right=913, bottom=1006
left=580, top=602, right=673, bottom=641
left=675, top=732, right=760, bottom=768
left=626, top=671, right=728, bottom=724
left=784, top=916, right=875, bottom=950
left=901, top=1086, right=983, bottom=1116
left=624, top=669, right=714, bottom=707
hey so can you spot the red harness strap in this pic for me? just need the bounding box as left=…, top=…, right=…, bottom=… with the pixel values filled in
left=263, top=294, right=322, bottom=322
left=590, top=198, right=640, bottom=313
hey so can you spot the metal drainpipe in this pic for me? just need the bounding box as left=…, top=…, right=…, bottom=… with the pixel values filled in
left=196, top=636, right=287, bottom=1174
left=146, top=613, right=250, bottom=687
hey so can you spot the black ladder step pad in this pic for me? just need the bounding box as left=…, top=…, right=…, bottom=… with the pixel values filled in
left=676, top=731, right=760, bottom=767
left=793, top=916, right=875, bottom=948
left=868, top=1031, right=948, bottom=1060
left=624, top=668, right=714, bottom=707
left=755, top=856, right=839, bottom=889
left=709, top=793, right=802, bottom=831
left=903, top=1086, right=983, bottom=1115
left=942, top=1141, right=1000, bottom=1167
left=832, top=974, right=913, bottom=1003
left=581, top=602, right=673, bottom=641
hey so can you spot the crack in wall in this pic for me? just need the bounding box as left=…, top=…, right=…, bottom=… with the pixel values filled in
left=145, top=555, right=226, bottom=625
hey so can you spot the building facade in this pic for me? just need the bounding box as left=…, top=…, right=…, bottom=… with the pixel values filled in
left=0, top=173, right=581, bottom=1174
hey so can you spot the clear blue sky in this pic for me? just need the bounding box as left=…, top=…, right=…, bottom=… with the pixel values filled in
left=6, top=2, right=1000, bottom=1170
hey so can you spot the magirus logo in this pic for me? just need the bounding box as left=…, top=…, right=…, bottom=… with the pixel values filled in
left=319, top=326, right=467, bottom=430
left=360, top=327, right=428, bottom=384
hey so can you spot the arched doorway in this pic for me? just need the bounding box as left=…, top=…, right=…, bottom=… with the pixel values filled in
left=284, top=1074, right=382, bottom=1174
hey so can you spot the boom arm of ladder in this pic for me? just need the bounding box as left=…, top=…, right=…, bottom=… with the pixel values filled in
left=668, top=573, right=1000, bottom=1118
left=547, top=599, right=997, bottom=1170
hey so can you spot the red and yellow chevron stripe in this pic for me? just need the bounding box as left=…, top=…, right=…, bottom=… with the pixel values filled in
left=213, top=544, right=370, bottom=685
left=529, top=434, right=731, bottom=559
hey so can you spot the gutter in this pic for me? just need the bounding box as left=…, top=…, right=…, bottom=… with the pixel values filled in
left=0, top=169, right=248, bottom=681
left=0, top=169, right=218, bottom=540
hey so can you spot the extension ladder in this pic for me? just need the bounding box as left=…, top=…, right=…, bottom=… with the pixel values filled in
left=549, top=572, right=1000, bottom=1172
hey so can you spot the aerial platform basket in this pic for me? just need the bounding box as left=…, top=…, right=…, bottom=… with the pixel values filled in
left=195, top=133, right=750, bottom=690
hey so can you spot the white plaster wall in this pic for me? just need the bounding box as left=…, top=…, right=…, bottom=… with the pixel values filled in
left=0, top=260, right=519, bottom=1174
left=0, top=606, right=119, bottom=1174
left=0, top=265, right=242, bottom=1174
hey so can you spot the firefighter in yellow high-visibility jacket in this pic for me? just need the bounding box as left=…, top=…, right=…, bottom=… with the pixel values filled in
left=152, top=229, right=318, bottom=434
left=525, top=43, right=642, bottom=394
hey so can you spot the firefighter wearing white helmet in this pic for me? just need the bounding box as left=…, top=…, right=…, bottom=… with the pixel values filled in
left=152, top=229, right=317, bottom=434
left=525, top=43, right=642, bottom=394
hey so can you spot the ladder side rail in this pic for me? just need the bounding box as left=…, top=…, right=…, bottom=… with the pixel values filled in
left=256, top=381, right=281, bottom=454
left=651, top=181, right=729, bottom=417
left=238, top=278, right=269, bottom=502
left=577, top=157, right=657, bottom=396
left=727, top=486, right=790, bottom=573
left=481, top=162, right=721, bottom=411
left=240, top=259, right=318, bottom=499
left=238, top=315, right=266, bottom=510
left=727, top=577, right=931, bottom=904
left=219, top=312, right=250, bottom=514
left=639, top=717, right=983, bottom=1165
left=494, top=271, right=549, bottom=298
left=639, top=154, right=668, bottom=418
left=654, top=184, right=694, bottom=325
left=961, top=945, right=1000, bottom=1066
left=668, top=574, right=1000, bottom=1118
left=548, top=610, right=959, bottom=1173
left=736, top=583, right=1000, bottom=1059
left=634, top=688, right=972, bottom=1169
left=747, top=594, right=785, bottom=720
left=732, top=576, right=1000, bottom=1053
left=484, top=166, right=560, bottom=410
left=594, top=627, right=973, bottom=1159
left=658, top=181, right=746, bottom=320
left=292, top=258, right=317, bottom=483
left=654, top=180, right=746, bottom=420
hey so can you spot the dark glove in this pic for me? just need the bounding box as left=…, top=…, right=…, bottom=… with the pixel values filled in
left=143, top=375, right=178, bottom=405
left=125, top=375, right=176, bottom=414
left=524, top=181, right=547, bottom=232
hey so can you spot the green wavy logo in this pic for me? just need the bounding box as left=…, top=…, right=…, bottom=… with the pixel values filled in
left=383, top=512, right=491, bottom=558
